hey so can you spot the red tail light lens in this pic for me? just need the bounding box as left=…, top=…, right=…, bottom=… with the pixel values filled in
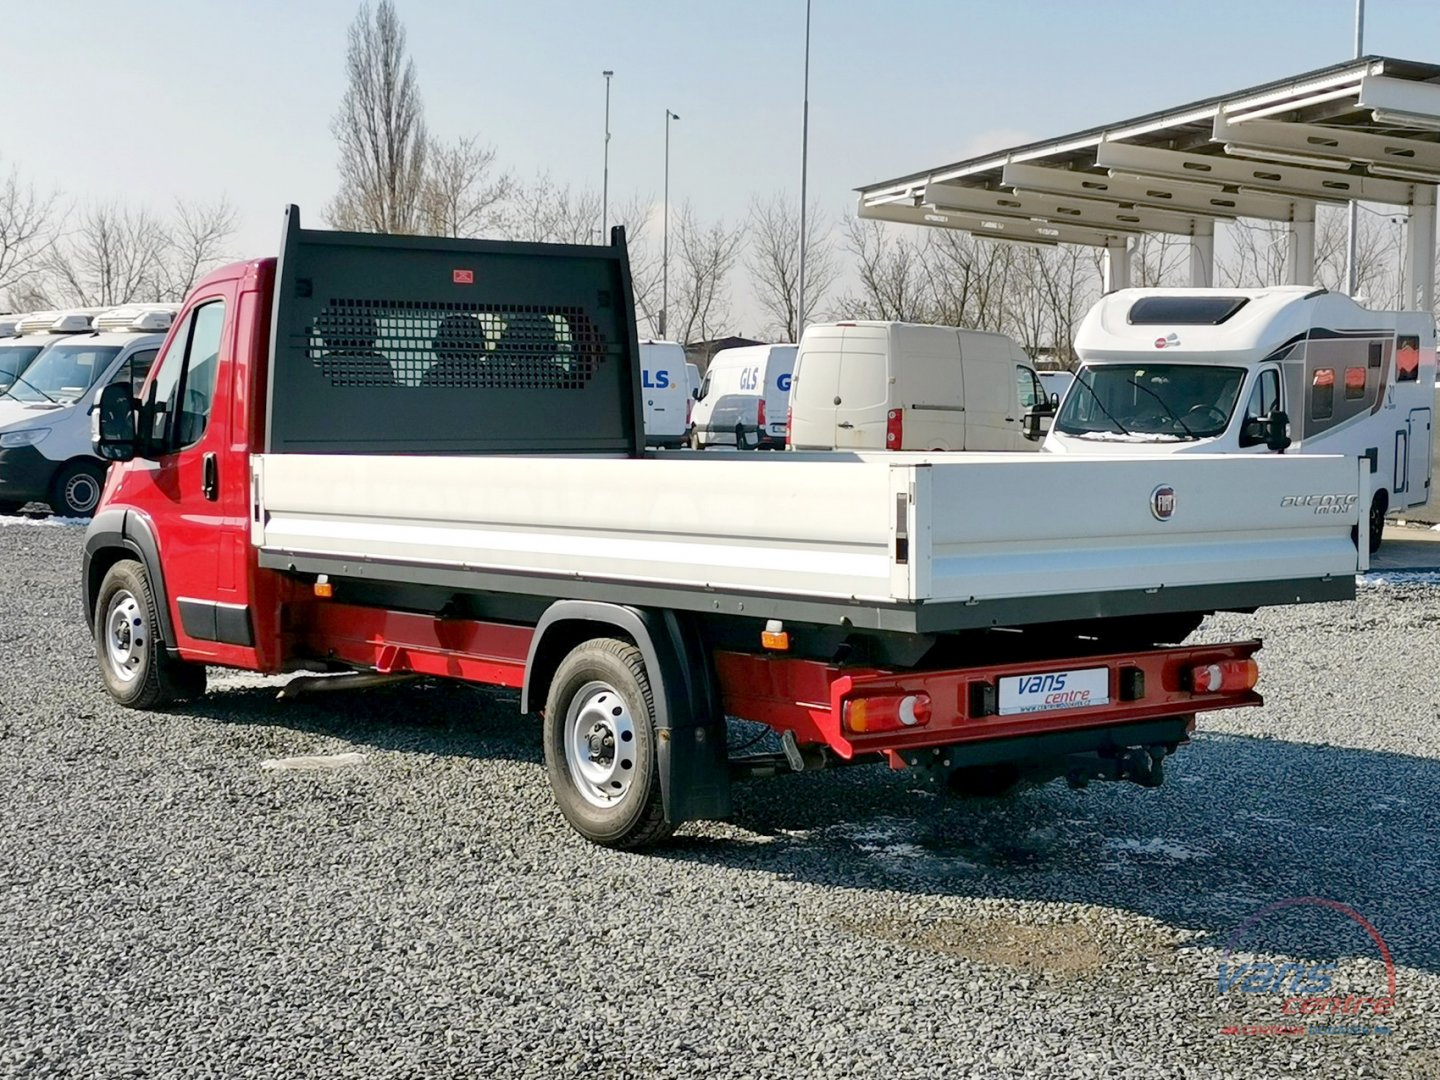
left=757, top=397, right=767, bottom=430
left=1190, top=658, right=1259, bottom=694
left=785, top=405, right=793, bottom=447
left=886, top=408, right=903, bottom=449
left=843, top=693, right=931, bottom=734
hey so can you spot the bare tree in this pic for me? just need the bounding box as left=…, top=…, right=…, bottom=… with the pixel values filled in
left=1314, top=203, right=1395, bottom=300
left=1129, top=232, right=1189, bottom=287
left=836, top=218, right=931, bottom=322
left=671, top=203, right=745, bottom=343
left=1217, top=218, right=1289, bottom=288
left=0, top=161, right=58, bottom=306
left=745, top=193, right=838, bottom=341
left=47, top=202, right=169, bottom=307
left=506, top=173, right=602, bottom=244
left=157, top=197, right=237, bottom=301
left=421, top=135, right=512, bottom=238
left=609, top=193, right=662, bottom=335
left=327, top=0, right=428, bottom=234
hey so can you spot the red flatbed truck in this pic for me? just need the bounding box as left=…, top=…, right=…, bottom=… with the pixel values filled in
left=82, top=209, right=1362, bottom=847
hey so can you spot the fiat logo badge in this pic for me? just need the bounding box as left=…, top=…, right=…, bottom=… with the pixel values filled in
left=1151, top=484, right=1176, bottom=521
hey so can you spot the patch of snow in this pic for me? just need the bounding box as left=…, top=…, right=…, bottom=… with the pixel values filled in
left=0, top=514, right=87, bottom=528
left=260, top=752, right=367, bottom=772
left=1358, top=571, right=1440, bottom=587
left=1102, top=837, right=1208, bottom=861
left=1073, top=431, right=1189, bottom=443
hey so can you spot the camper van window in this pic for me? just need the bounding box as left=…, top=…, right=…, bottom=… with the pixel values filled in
left=1127, top=296, right=1249, bottom=325
left=1344, top=366, right=1366, bottom=401
left=1311, top=368, right=1335, bottom=420
left=1396, top=335, right=1420, bottom=382
left=1055, top=363, right=1245, bottom=440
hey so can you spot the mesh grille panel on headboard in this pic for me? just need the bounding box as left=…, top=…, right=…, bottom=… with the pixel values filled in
left=307, top=301, right=607, bottom=391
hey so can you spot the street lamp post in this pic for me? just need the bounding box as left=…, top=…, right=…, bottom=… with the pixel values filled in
left=797, top=0, right=812, bottom=342
left=1346, top=0, right=1365, bottom=295
left=601, top=70, right=613, bottom=240
left=662, top=108, right=679, bottom=339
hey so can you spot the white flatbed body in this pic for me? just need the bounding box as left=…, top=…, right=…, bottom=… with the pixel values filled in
left=253, top=449, right=1364, bottom=634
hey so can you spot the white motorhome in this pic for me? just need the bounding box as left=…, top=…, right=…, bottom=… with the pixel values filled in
left=1045, top=286, right=1436, bottom=550
left=0, top=305, right=174, bottom=516
left=788, top=321, right=1050, bottom=452
left=637, top=340, right=690, bottom=448
left=691, top=344, right=795, bottom=449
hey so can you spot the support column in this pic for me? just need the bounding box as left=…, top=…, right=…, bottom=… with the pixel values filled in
left=1284, top=201, right=1316, bottom=287
left=1188, top=220, right=1214, bottom=287
left=1103, top=237, right=1130, bottom=293
left=1405, top=185, right=1436, bottom=312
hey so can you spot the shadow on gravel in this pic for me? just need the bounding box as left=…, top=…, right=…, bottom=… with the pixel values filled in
left=183, top=681, right=1439, bottom=976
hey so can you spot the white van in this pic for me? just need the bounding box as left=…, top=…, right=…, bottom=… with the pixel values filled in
left=1045, top=286, right=1436, bottom=551
left=0, top=311, right=68, bottom=394
left=638, top=340, right=690, bottom=448
left=0, top=305, right=174, bottom=516
left=788, top=321, right=1051, bottom=452
left=691, top=344, right=795, bottom=449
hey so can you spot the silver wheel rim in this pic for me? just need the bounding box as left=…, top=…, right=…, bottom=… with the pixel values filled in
left=563, top=680, right=638, bottom=808
left=104, top=590, right=147, bottom=683
left=64, top=471, right=101, bottom=514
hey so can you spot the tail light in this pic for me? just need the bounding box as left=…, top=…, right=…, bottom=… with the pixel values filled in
left=1190, top=658, right=1259, bottom=694
left=685, top=395, right=693, bottom=427
left=886, top=408, right=903, bottom=449
left=757, top=397, right=767, bottom=430
left=843, top=692, right=931, bottom=734
left=785, top=405, right=793, bottom=447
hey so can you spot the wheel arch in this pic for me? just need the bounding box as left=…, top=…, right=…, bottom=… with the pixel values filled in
left=83, top=508, right=178, bottom=656
left=523, top=600, right=731, bottom=826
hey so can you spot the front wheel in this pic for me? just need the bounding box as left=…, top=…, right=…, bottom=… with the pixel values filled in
left=542, top=638, right=672, bottom=849
left=50, top=460, right=107, bottom=518
left=95, top=560, right=207, bottom=708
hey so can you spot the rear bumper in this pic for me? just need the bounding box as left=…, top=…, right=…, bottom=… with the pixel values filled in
left=698, top=422, right=785, bottom=449
left=715, top=640, right=1263, bottom=761
left=0, top=444, right=57, bottom=502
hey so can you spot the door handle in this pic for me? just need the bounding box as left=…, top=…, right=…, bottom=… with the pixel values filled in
left=202, top=453, right=218, bottom=501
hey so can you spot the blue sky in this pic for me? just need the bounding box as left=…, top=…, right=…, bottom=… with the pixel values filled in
left=8, top=0, right=1440, bottom=330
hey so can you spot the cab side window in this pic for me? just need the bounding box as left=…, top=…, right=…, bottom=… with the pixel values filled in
left=111, top=349, right=160, bottom=398
left=1016, top=367, right=1045, bottom=411
left=147, top=300, right=226, bottom=452
left=1245, top=368, right=1280, bottom=421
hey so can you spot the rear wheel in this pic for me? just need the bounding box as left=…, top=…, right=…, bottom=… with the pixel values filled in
left=94, top=560, right=206, bottom=708
left=50, top=460, right=107, bottom=518
left=1368, top=490, right=1388, bottom=553
left=542, top=638, right=672, bottom=849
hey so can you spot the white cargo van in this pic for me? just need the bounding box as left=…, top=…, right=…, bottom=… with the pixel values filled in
left=638, top=340, right=690, bottom=448
left=0, top=311, right=69, bottom=394
left=691, top=344, right=795, bottom=449
left=788, top=321, right=1051, bottom=452
left=1045, top=286, right=1436, bottom=551
left=0, top=304, right=174, bottom=516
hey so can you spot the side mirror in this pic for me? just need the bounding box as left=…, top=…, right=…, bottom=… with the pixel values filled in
left=1023, top=408, right=1046, bottom=441
left=1266, top=409, right=1292, bottom=453
left=1049, top=391, right=1061, bottom=409
left=92, top=382, right=138, bottom=461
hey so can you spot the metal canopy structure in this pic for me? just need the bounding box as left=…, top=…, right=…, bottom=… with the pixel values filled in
left=857, top=56, right=1440, bottom=310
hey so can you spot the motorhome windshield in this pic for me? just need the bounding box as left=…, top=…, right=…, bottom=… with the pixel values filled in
left=2, top=343, right=121, bottom=403
left=1055, top=362, right=1246, bottom=441
left=0, top=343, right=45, bottom=386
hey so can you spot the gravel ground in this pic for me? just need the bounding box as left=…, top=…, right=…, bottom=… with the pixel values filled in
left=1, top=518, right=1437, bottom=1079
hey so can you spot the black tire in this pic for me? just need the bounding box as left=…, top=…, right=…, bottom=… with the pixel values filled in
left=94, top=560, right=207, bottom=708
left=50, top=459, right=107, bottom=518
left=1369, top=490, right=1388, bottom=553
left=0, top=500, right=26, bottom=516
left=542, top=638, right=673, bottom=849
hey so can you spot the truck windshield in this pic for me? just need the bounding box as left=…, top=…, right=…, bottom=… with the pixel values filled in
left=1, top=343, right=121, bottom=403
left=1055, top=362, right=1246, bottom=441
left=0, top=343, right=45, bottom=388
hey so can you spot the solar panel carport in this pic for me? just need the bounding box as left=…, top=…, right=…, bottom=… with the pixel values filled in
left=857, top=56, right=1440, bottom=311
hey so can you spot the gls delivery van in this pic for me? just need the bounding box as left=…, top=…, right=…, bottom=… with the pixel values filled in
left=690, top=344, right=795, bottom=449
left=0, top=305, right=174, bottom=516
left=637, top=340, right=690, bottom=448
left=1044, top=287, right=1436, bottom=552
left=788, top=321, right=1052, bottom=452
